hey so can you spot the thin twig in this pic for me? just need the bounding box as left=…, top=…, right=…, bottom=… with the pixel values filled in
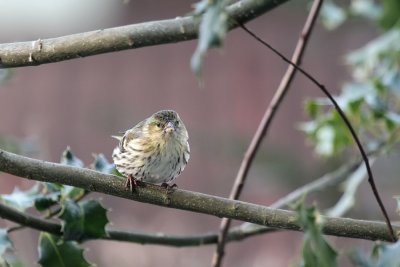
left=1, top=199, right=398, bottom=245
left=6, top=189, right=90, bottom=233
left=211, top=1, right=324, bottom=266
left=238, top=22, right=396, bottom=242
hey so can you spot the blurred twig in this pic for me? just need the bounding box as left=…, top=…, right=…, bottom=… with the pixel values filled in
left=0, top=0, right=289, bottom=68
left=211, top=1, right=324, bottom=266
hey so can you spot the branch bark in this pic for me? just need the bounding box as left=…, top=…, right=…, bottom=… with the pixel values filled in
left=0, top=149, right=398, bottom=242
left=3, top=156, right=364, bottom=247
left=0, top=0, right=289, bottom=68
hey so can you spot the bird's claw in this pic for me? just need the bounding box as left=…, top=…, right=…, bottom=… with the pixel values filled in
left=125, top=175, right=138, bottom=193
left=161, top=183, right=177, bottom=191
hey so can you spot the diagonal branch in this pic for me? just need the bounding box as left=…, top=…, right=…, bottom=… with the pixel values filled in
left=0, top=0, right=289, bottom=68
left=211, top=1, right=324, bottom=266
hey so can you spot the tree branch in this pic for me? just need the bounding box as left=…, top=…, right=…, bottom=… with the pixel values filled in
left=212, top=1, right=323, bottom=266
left=0, top=149, right=398, bottom=243
left=2, top=199, right=397, bottom=246
left=2, top=155, right=366, bottom=246
left=0, top=0, right=289, bottom=68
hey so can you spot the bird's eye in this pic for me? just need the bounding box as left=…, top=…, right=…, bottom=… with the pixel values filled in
left=156, top=123, right=162, bottom=128
left=175, top=120, right=179, bottom=125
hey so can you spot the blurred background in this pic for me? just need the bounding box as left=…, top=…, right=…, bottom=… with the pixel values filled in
left=0, top=0, right=398, bottom=266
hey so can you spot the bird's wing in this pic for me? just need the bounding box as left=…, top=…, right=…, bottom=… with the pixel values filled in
left=113, top=120, right=146, bottom=152
left=111, top=135, right=123, bottom=141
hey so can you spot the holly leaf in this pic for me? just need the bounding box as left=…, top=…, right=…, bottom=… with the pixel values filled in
left=34, top=192, right=60, bottom=212
left=191, top=0, right=228, bottom=77
left=59, top=200, right=108, bottom=242
left=60, top=147, right=84, bottom=168
left=295, top=202, right=337, bottom=267
left=59, top=147, right=85, bottom=200
left=320, top=0, right=347, bottom=30
left=91, top=154, right=114, bottom=174
left=349, top=241, right=400, bottom=267
left=38, top=232, right=92, bottom=267
left=0, top=228, right=13, bottom=257
left=0, top=184, right=41, bottom=211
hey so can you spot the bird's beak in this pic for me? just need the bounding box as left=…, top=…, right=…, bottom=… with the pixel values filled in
left=164, top=121, right=175, bottom=134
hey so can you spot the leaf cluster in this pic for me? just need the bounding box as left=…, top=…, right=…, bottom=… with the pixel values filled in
left=0, top=148, right=115, bottom=267
left=301, top=1, right=400, bottom=156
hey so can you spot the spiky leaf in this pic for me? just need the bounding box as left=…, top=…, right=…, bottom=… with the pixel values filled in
left=0, top=184, right=40, bottom=211
left=191, top=0, right=228, bottom=76
left=0, top=228, right=13, bottom=257
left=91, top=154, right=114, bottom=174
left=59, top=200, right=108, bottom=242
left=295, top=202, right=337, bottom=267
left=38, top=232, right=91, bottom=267
left=60, top=147, right=84, bottom=168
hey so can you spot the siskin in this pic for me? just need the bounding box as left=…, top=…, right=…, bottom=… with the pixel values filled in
left=112, top=110, right=190, bottom=192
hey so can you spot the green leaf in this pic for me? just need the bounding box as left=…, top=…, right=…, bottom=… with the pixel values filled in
left=320, top=0, right=347, bottom=30
left=379, top=0, right=400, bottom=30
left=60, top=186, right=85, bottom=202
left=295, top=202, right=337, bottom=267
left=350, top=0, right=382, bottom=20
left=91, top=154, right=114, bottom=174
left=38, top=232, right=92, bottom=267
left=315, top=125, right=335, bottom=156
left=0, top=184, right=41, bottom=211
left=305, top=100, right=321, bottom=119
left=191, top=0, right=228, bottom=76
left=377, top=241, right=400, bottom=267
left=34, top=192, right=60, bottom=212
left=349, top=241, right=400, bottom=267
left=59, top=147, right=85, bottom=201
left=59, top=200, right=108, bottom=242
left=0, top=228, right=13, bottom=257
left=60, top=147, right=84, bottom=168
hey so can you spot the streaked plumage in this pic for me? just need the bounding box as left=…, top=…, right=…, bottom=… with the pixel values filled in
left=112, top=110, right=190, bottom=191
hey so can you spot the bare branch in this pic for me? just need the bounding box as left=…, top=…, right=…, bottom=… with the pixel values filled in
left=0, top=0, right=289, bottom=68
left=0, top=188, right=398, bottom=245
left=211, top=1, right=324, bottom=266
left=2, top=156, right=366, bottom=246
left=0, top=149, right=398, bottom=243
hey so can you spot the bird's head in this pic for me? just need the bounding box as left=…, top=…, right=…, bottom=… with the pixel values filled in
left=146, top=110, right=187, bottom=141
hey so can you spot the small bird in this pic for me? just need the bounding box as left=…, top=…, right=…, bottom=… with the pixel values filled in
left=112, top=110, right=190, bottom=192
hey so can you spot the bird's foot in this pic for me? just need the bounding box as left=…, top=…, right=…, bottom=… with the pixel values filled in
left=161, top=183, right=177, bottom=191
left=125, top=174, right=138, bottom=193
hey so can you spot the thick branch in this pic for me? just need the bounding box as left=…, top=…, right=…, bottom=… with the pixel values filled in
left=0, top=149, right=397, bottom=242
left=0, top=0, right=289, bottom=68
left=3, top=156, right=364, bottom=246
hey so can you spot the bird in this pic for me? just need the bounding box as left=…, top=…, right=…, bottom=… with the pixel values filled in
left=112, top=110, right=190, bottom=192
